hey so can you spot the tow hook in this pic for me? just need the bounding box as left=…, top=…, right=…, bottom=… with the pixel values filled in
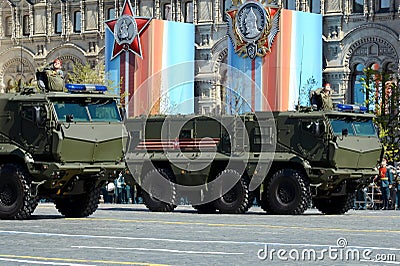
left=310, top=183, right=322, bottom=197
left=30, top=180, right=46, bottom=197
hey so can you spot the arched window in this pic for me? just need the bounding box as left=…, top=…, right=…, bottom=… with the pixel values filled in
left=23, top=15, right=29, bottom=36
left=74, top=11, right=81, bottom=32
left=163, top=3, right=172, bottom=21
left=5, top=16, right=12, bottom=36
left=221, top=0, right=227, bottom=22
left=353, top=0, right=364, bottom=13
left=185, top=1, right=193, bottom=23
left=379, top=0, right=390, bottom=10
left=55, top=12, right=62, bottom=34
left=368, top=63, right=380, bottom=111
left=352, top=63, right=365, bottom=105
left=285, top=0, right=296, bottom=10
left=310, top=0, right=321, bottom=14
left=107, top=7, right=115, bottom=19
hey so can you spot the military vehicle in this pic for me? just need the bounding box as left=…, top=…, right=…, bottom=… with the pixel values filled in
left=125, top=104, right=382, bottom=215
left=0, top=84, right=128, bottom=219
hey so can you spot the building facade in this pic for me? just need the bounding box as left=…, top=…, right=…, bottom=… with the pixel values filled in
left=0, top=0, right=399, bottom=112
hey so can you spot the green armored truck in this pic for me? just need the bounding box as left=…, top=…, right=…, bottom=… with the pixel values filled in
left=125, top=105, right=382, bottom=215
left=0, top=84, right=128, bottom=219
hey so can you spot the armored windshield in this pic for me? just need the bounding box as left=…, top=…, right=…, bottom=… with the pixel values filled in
left=53, top=99, right=121, bottom=122
left=329, top=117, right=377, bottom=137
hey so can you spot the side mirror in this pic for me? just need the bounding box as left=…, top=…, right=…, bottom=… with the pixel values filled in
left=342, top=128, right=348, bottom=137
left=66, top=114, right=74, bottom=122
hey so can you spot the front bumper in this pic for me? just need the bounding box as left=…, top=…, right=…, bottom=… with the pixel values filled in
left=308, top=167, right=377, bottom=194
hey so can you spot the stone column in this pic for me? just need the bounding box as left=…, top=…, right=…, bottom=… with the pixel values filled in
left=81, top=0, right=86, bottom=34
left=0, top=7, right=4, bottom=38
left=193, top=0, right=198, bottom=24
left=46, top=0, right=52, bottom=41
left=99, top=0, right=104, bottom=33
left=214, top=0, right=221, bottom=22
left=154, top=0, right=160, bottom=19
left=369, top=0, right=374, bottom=16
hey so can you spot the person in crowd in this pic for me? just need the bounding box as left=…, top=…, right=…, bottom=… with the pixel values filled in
left=116, top=172, right=127, bottom=204
left=134, top=184, right=142, bottom=204
left=374, top=158, right=393, bottom=210
left=389, top=164, right=397, bottom=209
left=105, top=181, right=115, bottom=203
left=395, top=166, right=400, bottom=210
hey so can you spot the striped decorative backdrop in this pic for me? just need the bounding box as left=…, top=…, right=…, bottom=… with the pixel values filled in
left=227, top=9, right=322, bottom=113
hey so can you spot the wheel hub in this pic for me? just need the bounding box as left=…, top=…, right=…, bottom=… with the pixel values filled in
left=278, top=183, right=295, bottom=204
left=222, top=189, right=236, bottom=203
left=0, top=184, right=16, bottom=206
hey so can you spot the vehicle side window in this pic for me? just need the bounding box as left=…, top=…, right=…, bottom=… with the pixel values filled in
left=21, top=106, right=34, bottom=121
left=253, top=126, right=273, bottom=144
left=330, top=119, right=355, bottom=136
left=301, top=120, right=325, bottom=137
left=353, top=120, right=377, bottom=136
left=21, top=105, right=47, bottom=126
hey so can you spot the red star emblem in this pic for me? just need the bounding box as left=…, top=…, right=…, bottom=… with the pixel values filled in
left=105, top=0, right=151, bottom=59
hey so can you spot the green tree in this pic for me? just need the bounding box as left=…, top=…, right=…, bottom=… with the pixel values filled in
left=360, top=68, right=400, bottom=162
left=67, top=61, right=121, bottom=100
left=67, top=62, right=106, bottom=84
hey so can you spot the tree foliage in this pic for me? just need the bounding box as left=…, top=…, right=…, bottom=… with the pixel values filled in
left=67, top=61, right=121, bottom=101
left=67, top=62, right=106, bottom=84
left=360, top=68, right=400, bottom=163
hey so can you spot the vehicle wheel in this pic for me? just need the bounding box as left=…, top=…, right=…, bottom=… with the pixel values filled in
left=313, top=193, right=356, bottom=215
left=261, top=168, right=310, bottom=215
left=0, top=164, right=38, bottom=220
left=141, top=168, right=176, bottom=212
left=213, top=169, right=251, bottom=214
left=192, top=203, right=217, bottom=214
left=55, top=182, right=101, bottom=218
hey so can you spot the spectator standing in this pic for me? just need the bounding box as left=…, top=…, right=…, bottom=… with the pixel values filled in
left=105, top=182, right=115, bottom=203
left=389, top=165, right=397, bottom=209
left=375, top=159, right=393, bottom=210
left=116, top=172, right=126, bottom=203
left=395, top=166, right=400, bottom=210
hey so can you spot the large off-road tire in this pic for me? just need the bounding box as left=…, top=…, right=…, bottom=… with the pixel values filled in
left=313, top=193, right=356, bottom=215
left=192, top=203, right=217, bottom=214
left=261, top=168, right=310, bottom=215
left=213, top=169, right=251, bottom=214
left=55, top=183, right=100, bottom=218
left=141, top=168, right=177, bottom=212
left=0, top=164, right=38, bottom=220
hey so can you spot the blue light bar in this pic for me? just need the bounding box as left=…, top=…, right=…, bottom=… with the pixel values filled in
left=337, top=103, right=353, bottom=111
left=65, top=84, right=108, bottom=92
left=337, top=104, right=367, bottom=113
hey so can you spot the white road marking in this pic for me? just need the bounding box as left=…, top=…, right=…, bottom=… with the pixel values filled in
left=1, top=230, right=400, bottom=252
left=71, top=245, right=244, bottom=255
left=360, top=260, right=400, bottom=265
left=0, top=257, right=93, bottom=265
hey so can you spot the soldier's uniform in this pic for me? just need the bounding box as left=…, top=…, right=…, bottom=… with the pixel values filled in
left=377, top=163, right=393, bottom=210
left=314, top=87, right=333, bottom=111
left=36, top=59, right=65, bottom=92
